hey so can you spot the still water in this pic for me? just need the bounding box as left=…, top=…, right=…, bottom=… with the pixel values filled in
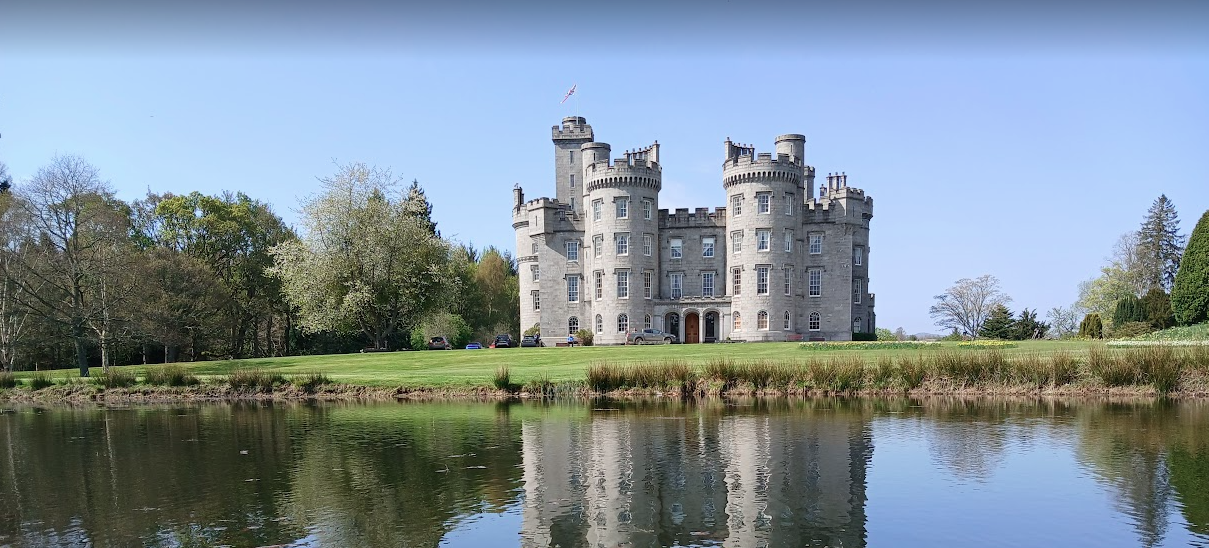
left=1, top=398, right=1207, bottom=547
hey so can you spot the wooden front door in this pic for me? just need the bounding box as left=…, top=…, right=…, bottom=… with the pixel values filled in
left=685, top=313, right=700, bottom=344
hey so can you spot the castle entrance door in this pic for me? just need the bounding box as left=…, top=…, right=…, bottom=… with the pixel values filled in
left=704, top=312, right=718, bottom=343
left=685, top=313, right=700, bottom=344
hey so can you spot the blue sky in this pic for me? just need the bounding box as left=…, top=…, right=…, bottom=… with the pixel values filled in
left=2, top=1, right=1207, bottom=334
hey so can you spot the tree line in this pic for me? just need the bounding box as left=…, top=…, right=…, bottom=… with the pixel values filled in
left=926, top=195, right=1209, bottom=340
left=0, top=156, right=520, bottom=374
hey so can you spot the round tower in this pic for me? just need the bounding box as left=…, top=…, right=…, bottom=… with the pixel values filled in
left=722, top=139, right=806, bottom=341
left=512, top=188, right=539, bottom=339
left=583, top=144, right=661, bottom=345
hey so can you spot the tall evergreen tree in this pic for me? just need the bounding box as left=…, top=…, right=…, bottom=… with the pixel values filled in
left=1078, top=313, right=1104, bottom=339
left=1112, top=294, right=1146, bottom=326
left=402, top=179, right=439, bottom=237
left=1137, top=194, right=1185, bottom=291
left=978, top=303, right=1015, bottom=339
left=1172, top=210, right=1209, bottom=325
left=1139, top=288, right=1175, bottom=330
left=1012, top=308, right=1049, bottom=340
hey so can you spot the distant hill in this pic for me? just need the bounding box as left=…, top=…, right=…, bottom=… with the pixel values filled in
left=913, top=332, right=943, bottom=340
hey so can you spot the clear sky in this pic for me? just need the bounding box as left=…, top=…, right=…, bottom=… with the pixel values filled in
left=2, top=1, right=1207, bottom=334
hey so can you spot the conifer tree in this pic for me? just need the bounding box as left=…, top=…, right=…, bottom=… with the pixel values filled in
left=1139, top=287, right=1175, bottom=330
left=978, top=303, right=1015, bottom=339
left=1112, top=294, right=1146, bottom=326
left=1079, top=313, right=1104, bottom=339
left=1012, top=308, right=1049, bottom=340
left=402, top=179, right=439, bottom=237
left=1171, top=210, right=1209, bottom=325
left=1137, top=194, right=1185, bottom=291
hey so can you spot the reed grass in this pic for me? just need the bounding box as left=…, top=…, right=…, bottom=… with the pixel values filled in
left=0, top=371, right=15, bottom=389
left=871, top=356, right=896, bottom=389
left=526, top=372, right=555, bottom=398
left=293, top=371, right=332, bottom=394
left=27, top=372, right=54, bottom=390
left=897, top=355, right=927, bottom=389
left=228, top=368, right=286, bottom=392
left=1126, top=346, right=1181, bottom=393
left=1181, top=345, right=1209, bottom=372
left=143, top=365, right=200, bottom=387
left=91, top=368, right=137, bottom=388
left=492, top=366, right=513, bottom=392
left=1089, top=346, right=1138, bottom=386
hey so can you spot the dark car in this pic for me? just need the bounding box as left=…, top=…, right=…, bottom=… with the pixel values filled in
left=427, top=336, right=453, bottom=350
left=493, top=334, right=514, bottom=348
left=520, top=335, right=541, bottom=347
left=627, top=328, right=678, bottom=345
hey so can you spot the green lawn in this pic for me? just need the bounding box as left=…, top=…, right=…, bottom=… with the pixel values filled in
left=17, top=340, right=1101, bottom=388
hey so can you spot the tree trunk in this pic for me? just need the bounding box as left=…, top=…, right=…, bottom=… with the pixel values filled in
left=73, top=321, right=89, bottom=377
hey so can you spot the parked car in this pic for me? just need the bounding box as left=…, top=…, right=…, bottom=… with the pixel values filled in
left=427, top=336, right=453, bottom=350
left=465, top=342, right=483, bottom=350
left=520, top=335, right=542, bottom=347
left=493, top=334, right=514, bottom=348
left=627, top=328, right=678, bottom=345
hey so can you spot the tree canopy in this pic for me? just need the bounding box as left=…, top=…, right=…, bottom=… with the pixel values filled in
left=929, top=274, right=1011, bottom=338
left=1172, top=210, right=1209, bottom=326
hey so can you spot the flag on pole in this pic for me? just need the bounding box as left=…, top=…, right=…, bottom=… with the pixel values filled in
left=560, top=84, right=577, bottom=104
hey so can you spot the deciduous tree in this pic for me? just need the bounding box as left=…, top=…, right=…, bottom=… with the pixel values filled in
left=928, top=274, right=1011, bottom=339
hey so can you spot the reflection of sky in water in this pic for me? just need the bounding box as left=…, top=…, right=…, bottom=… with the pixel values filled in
left=2, top=400, right=1208, bottom=548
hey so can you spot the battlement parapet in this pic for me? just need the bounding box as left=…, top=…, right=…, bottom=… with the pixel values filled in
left=722, top=153, right=804, bottom=188
left=552, top=116, right=594, bottom=141
left=658, top=206, right=727, bottom=228
left=584, top=156, right=662, bottom=192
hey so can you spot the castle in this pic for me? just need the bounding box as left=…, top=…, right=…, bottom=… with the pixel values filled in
left=513, top=116, right=875, bottom=345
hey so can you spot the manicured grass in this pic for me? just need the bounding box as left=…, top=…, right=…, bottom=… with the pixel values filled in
left=9, top=339, right=1100, bottom=388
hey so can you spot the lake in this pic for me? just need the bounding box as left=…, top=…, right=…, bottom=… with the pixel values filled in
left=1, top=398, right=1207, bottom=547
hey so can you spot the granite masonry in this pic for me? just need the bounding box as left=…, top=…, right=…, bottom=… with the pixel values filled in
left=513, top=117, right=875, bottom=345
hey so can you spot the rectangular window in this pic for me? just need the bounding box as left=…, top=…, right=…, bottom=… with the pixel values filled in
left=594, top=235, right=603, bottom=258
left=731, top=194, right=742, bottom=215
left=809, top=233, right=822, bottom=254
left=566, top=241, right=579, bottom=262
left=643, top=200, right=652, bottom=220
left=785, top=229, right=794, bottom=252
left=756, top=266, right=769, bottom=295
left=570, top=174, right=575, bottom=188
left=617, top=270, right=629, bottom=298
left=643, top=271, right=653, bottom=299
left=808, top=269, right=822, bottom=297
left=592, top=200, right=602, bottom=221
left=670, top=238, right=683, bottom=259
left=616, top=199, right=628, bottom=219
left=702, top=272, right=715, bottom=297
left=702, top=237, right=715, bottom=258
left=643, top=234, right=652, bottom=256
left=594, top=271, right=603, bottom=300
left=532, top=292, right=540, bottom=311
left=616, top=233, right=629, bottom=256
left=785, top=194, right=794, bottom=215
left=854, top=246, right=863, bottom=266
left=757, top=193, right=771, bottom=214
left=567, top=277, right=579, bottom=302
left=757, top=230, right=770, bottom=252
left=532, top=241, right=538, bottom=254
left=784, top=268, right=792, bottom=295
left=854, top=278, right=862, bottom=304
left=731, top=230, right=742, bottom=254
left=732, top=268, right=742, bottom=295
left=671, top=272, right=683, bottom=299
left=531, top=266, right=540, bottom=282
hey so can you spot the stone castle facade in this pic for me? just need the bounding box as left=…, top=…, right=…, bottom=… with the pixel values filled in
left=513, top=116, right=875, bottom=345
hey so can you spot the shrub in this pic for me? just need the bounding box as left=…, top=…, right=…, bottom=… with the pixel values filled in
left=1079, top=313, right=1104, bottom=339
left=228, top=368, right=286, bottom=392
left=294, top=372, right=331, bottom=394
left=575, top=329, right=594, bottom=346
left=27, top=372, right=54, bottom=390
left=492, top=366, right=513, bottom=391
left=0, top=371, right=15, bottom=389
left=523, top=323, right=541, bottom=337
left=143, top=365, right=199, bottom=387
left=1140, top=288, right=1176, bottom=330
left=1111, top=321, right=1155, bottom=339
left=1172, top=210, right=1209, bottom=326
left=851, top=332, right=877, bottom=342
left=92, top=369, right=137, bottom=388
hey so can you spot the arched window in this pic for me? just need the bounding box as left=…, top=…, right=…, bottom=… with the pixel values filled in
left=853, top=317, right=862, bottom=333
left=809, top=312, right=821, bottom=331
left=644, top=314, right=652, bottom=329
left=757, top=310, right=769, bottom=330
left=595, top=314, right=603, bottom=334
left=568, top=317, right=579, bottom=335
left=618, top=314, right=629, bottom=333
left=783, top=311, right=791, bottom=330
left=733, top=312, right=742, bottom=330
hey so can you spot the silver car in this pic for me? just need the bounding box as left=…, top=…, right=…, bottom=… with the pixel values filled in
left=626, top=328, right=678, bottom=345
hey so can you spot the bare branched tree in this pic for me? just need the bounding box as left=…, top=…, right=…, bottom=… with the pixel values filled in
left=929, top=274, right=1012, bottom=338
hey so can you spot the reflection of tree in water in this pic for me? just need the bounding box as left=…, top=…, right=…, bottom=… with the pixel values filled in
left=1075, top=400, right=1209, bottom=547
left=923, top=399, right=1010, bottom=481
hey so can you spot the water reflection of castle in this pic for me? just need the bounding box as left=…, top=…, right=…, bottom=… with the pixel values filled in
left=520, top=407, right=872, bottom=547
